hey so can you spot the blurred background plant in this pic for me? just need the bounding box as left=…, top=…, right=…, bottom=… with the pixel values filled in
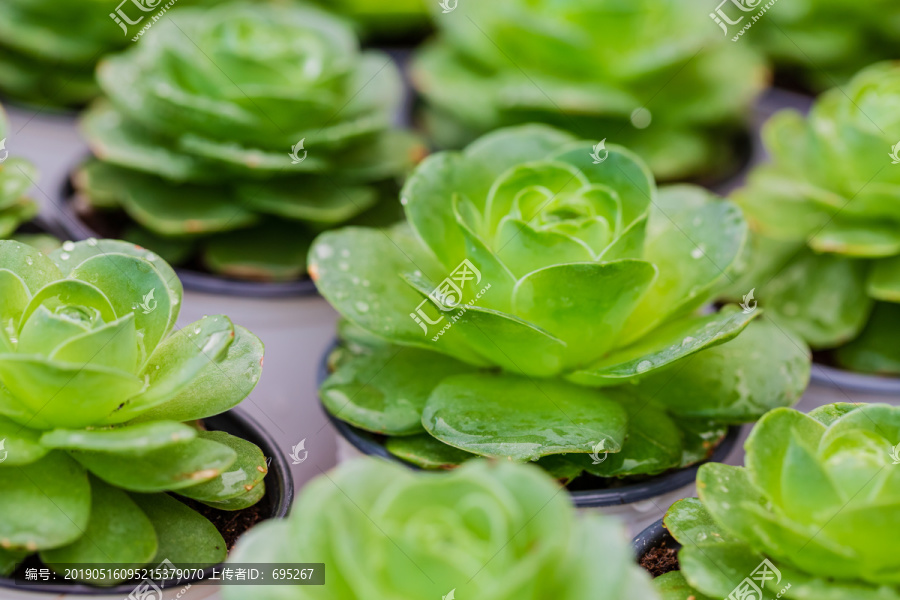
left=310, top=0, right=431, bottom=44
left=226, top=459, right=659, bottom=600
left=74, top=2, right=423, bottom=282
left=749, top=0, right=900, bottom=93
left=723, top=62, right=900, bottom=376
left=410, top=0, right=767, bottom=182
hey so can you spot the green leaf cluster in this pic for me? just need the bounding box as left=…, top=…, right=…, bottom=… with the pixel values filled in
left=725, top=62, right=900, bottom=374
left=0, top=238, right=267, bottom=584
left=0, top=105, right=39, bottom=238
left=77, top=2, right=422, bottom=281
left=225, top=458, right=659, bottom=600
left=410, top=0, right=767, bottom=181
left=660, top=403, right=900, bottom=599
left=311, top=125, right=810, bottom=480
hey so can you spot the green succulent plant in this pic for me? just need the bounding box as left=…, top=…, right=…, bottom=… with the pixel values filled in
left=76, top=1, right=422, bottom=281
left=747, top=0, right=900, bottom=92
left=409, top=0, right=766, bottom=181
left=724, top=61, right=900, bottom=375
left=0, top=105, right=39, bottom=237
left=311, top=124, right=810, bottom=482
left=659, top=403, right=900, bottom=599
left=226, top=458, right=659, bottom=600
left=0, top=238, right=267, bottom=584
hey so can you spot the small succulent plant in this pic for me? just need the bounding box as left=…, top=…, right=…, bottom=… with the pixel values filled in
left=0, top=238, right=266, bottom=584
left=226, top=458, right=659, bottom=600
left=410, top=0, right=766, bottom=181
left=724, top=61, right=900, bottom=375
left=0, top=105, right=39, bottom=238
left=311, top=124, right=809, bottom=481
left=748, top=0, right=900, bottom=92
left=661, top=403, right=900, bottom=599
left=77, top=2, right=422, bottom=281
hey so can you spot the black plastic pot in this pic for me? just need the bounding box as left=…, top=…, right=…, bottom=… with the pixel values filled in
left=55, top=176, right=317, bottom=298
left=632, top=518, right=680, bottom=562
left=810, top=362, right=900, bottom=396
left=318, top=341, right=740, bottom=508
left=0, top=407, right=294, bottom=596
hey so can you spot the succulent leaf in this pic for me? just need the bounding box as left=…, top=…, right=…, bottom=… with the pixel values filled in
left=130, top=492, right=227, bottom=566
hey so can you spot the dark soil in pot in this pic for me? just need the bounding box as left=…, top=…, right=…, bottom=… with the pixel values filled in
left=56, top=177, right=318, bottom=298
left=633, top=519, right=682, bottom=578
left=0, top=407, right=294, bottom=595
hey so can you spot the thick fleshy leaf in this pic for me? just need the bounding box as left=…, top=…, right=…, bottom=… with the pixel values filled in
left=0, top=452, right=90, bottom=551
left=462, top=259, right=656, bottom=372
left=238, top=178, right=377, bottom=224
left=0, top=356, right=144, bottom=430
left=653, top=572, right=713, bottom=600
left=40, top=477, right=157, bottom=584
left=130, top=492, right=226, bottom=566
left=677, top=541, right=764, bottom=600
left=868, top=256, right=900, bottom=301
left=664, top=498, right=738, bottom=547
left=49, top=313, right=139, bottom=373
left=634, top=319, right=810, bottom=422
left=72, top=437, right=236, bottom=492
left=18, top=279, right=117, bottom=339
left=569, top=307, right=757, bottom=385
left=695, top=463, right=769, bottom=549
left=40, top=421, right=196, bottom=455
left=320, top=344, right=474, bottom=436
left=0, top=415, right=47, bottom=466
left=494, top=218, right=594, bottom=278
left=422, top=372, right=627, bottom=461
left=0, top=240, right=62, bottom=294
left=809, top=217, right=900, bottom=257
left=834, top=302, right=900, bottom=375
left=176, top=431, right=267, bottom=507
left=0, top=547, right=28, bottom=578
left=198, top=481, right=267, bottom=511
left=16, top=304, right=88, bottom=355
left=127, top=325, right=264, bottom=423
left=385, top=433, right=475, bottom=469
left=69, top=253, right=173, bottom=355
left=109, top=315, right=235, bottom=421
left=203, top=222, right=312, bottom=282
left=0, top=269, right=32, bottom=331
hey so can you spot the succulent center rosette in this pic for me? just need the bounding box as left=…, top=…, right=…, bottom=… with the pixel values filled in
left=226, top=459, right=659, bottom=600
left=0, top=239, right=267, bottom=584
left=410, top=0, right=766, bottom=180
left=311, top=125, right=809, bottom=480
left=77, top=2, right=421, bottom=281
left=663, top=403, right=900, bottom=598
left=726, top=61, right=900, bottom=374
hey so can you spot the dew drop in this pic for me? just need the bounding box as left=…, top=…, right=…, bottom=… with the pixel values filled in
left=355, top=301, right=370, bottom=313
left=193, top=327, right=202, bottom=335
left=630, top=107, right=652, bottom=129
left=62, top=241, right=75, bottom=252
left=60, top=252, right=71, bottom=261
left=87, top=238, right=98, bottom=247
left=400, top=196, right=409, bottom=206
left=636, top=360, right=652, bottom=373
left=316, top=244, right=334, bottom=259
left=24, top=257, right=33, bottom=266
left=690, top=246, right=704, bottom=259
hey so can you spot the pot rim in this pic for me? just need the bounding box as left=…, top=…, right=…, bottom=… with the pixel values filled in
left=318, top=339, right=740, bottom=508
left=53, top=171, right=318, bottom=298
left=0, top=407, right=294, bottom=595
left=810, top=361, right=900, bottom=395
left=632, top=517, right=680, bottom=562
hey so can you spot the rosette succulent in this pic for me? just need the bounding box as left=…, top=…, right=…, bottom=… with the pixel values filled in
left=660, top=403, right=900, bottom=599
left=410, top=0, right=766, bottom=181
left=0, top=238, right=267, bottom=584
left=748, top=0, right=900, bottom=92
left=724, top=62, right=900, bottom=375
left=226, top=459, right=658, bottom=599
left=0, top=107, right=38, bottom=238
left=311, top=125, right=809, bottom=482
left=77, top=2, right=422, bottom=281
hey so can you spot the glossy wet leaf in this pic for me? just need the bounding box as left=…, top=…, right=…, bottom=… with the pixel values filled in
left=0, top=415, right=47, bottom=465
left=385, top=433, right=475, bottom=469
left=176, top=431, right=267, bottom=507
left=40, top=477, right=157, bottom=584
left=834, top=302, right=900, bottom=375
left=130, top=492, right=226, bottom=566
left=653, top=572, right=713, bottom=600
left=40, top=421, right=196, bottom=455
left=321, top=344, right=475, bottom=435
left=422, top=372, right=627, bottom=461
left=0, top=452, right=90, bottom=551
